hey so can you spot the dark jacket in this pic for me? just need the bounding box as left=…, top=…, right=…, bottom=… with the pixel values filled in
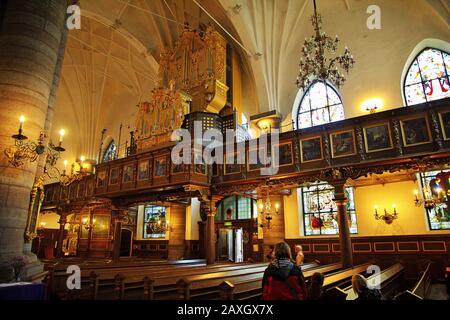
left=262, top=259, right=307, bottom=300
left=307, top=282, right=324, bottom=300
left=356, top=287, right=382, bottom=300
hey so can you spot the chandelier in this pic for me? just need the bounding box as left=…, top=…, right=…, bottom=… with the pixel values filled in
left=4, top=115, right=66, bottom=170
left=257, top=187, right=280, bottom=229
left=296, top=0, right=355, bottom=90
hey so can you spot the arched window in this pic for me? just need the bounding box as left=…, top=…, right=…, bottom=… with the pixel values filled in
left=295, top=80, right=345, bottom=129
left=404, top=48, right=450, bottom=106
left=103, top=141, right=116, bottom=163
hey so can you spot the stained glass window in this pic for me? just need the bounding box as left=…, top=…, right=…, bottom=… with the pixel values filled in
left=302, top=183, right=358, bottom=236
left=143, top=205, right=167, bottom=238
left=404, top=48, right=450, bottom=106
left=419, top=171, right=450, bottom=230
left=215, top=196, right=256, bottom=221
left=103, top=141, right=117, bottom=163
left=296, top=80, right=345, bottom=129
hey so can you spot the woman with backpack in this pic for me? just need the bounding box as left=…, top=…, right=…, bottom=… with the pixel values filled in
left=262, top=242, right=308, bottom=300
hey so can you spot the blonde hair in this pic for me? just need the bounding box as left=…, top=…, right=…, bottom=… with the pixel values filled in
left=352, top=274, right=368, bottom=294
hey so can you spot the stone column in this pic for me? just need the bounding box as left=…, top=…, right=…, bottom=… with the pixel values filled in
left=55, top=212, right=68, bottom=258
left=0, top=0, right=68, bottom=273
left=167, top=204, right=186, bottom=260
left=261, top=195, right=285, bottom=261
left=333, top=183, right=354, bottom=268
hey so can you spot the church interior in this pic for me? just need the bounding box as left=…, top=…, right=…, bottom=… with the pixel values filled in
left=0, top=0, right=449, bottom=302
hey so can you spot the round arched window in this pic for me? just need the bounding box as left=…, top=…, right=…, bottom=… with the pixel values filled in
left=404, top=47, right=450, bottom=106
left=295, top=80, right=345, bottom=129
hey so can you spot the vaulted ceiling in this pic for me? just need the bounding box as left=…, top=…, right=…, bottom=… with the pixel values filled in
left=53, top=0, right=450, bottom=168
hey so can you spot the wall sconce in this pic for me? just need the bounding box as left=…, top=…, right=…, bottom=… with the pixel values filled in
left=374, top=204, right=398, bottom=224
left=362, top=98, right=383, bottom=114
left=82, top=217, right=96, bottom=231
left=4, top=115, right=66, bottom=170
left=413, top=188, right=442, bottom=209
left=37, top=222, right=46, bottom=237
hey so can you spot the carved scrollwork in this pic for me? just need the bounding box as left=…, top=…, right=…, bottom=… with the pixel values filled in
left=391, top=119, right=403, bottom=156
left=429, top=110, right=443, bottom=149
left=355, top=127, right=366, bottom=161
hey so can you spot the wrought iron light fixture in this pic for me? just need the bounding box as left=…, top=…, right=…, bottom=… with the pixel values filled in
left=257, top=188, right=280, bottom=229
left=60, top=156, right=90, bottom=187
left=374, top=205, right=398, bottom=224
left=82, top=217, right=96, bottom=231
left=296, top=0, right=355, bottom=90
left=4, top=115, right=66, bottom=170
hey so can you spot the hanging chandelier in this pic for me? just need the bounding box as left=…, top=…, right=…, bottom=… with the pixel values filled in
left=257, top=187, right=280, bottom=230
left=296, top=0, right=355, bottom=90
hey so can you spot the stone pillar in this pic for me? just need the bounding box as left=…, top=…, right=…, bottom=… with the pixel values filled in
left=0, top=0, right=68, bottom=273
left=55, top=212, right=68, bottom=258
left=261, top=195, right=285, bottom=261
left=168, top=204, right=187, bottom=260
left=333, top=183, right=354, bottom=268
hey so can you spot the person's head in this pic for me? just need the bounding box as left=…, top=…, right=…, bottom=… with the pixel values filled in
left=352, top=274, right=368, bottom=294
left=311, top=272, right=324, bottom=285
left=274, top=242, right=292, bottom=260
left=269, top=245, right=274, bottom=252
left=295, top=245, right=303, bottom=253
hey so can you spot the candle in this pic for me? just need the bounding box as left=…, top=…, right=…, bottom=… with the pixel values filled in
left=19, top=115, right=25, bottom=132
left=82, top=218, right=88, bottom=225
left=63, top=160, right=68, bottom=170
left=275, top=203, right=280, bottom=212
left=59, top=129, right=65, bottom=143
left=392, top=204, right=397, bottom=214
left=414, top=190, right=419, bottom=200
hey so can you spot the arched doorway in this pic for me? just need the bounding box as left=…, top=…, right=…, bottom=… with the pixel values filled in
left=120, top=229, right=133, bottom=257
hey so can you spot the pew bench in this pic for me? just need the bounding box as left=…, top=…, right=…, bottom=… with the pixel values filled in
left=395, top=262, right=432, bottom=300
left=326, top=263, right=405, bottom=300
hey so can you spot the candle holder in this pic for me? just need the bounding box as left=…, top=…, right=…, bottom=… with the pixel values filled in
left=4, top=115, right=66, bottom=172
left=374, top=205, right=399, bottom=224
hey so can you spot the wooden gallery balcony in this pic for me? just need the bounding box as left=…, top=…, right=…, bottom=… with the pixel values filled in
left=43, top=98, right=450, bottom=206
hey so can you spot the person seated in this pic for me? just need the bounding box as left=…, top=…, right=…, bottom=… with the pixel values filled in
left=352, top=274, right=382, bottom=300
left=266, top=245, right=275, bottom=263
left=262, top=242, right=307, bottom=300
left=294, top=245, right=304, bottom=266
left=307, top=272, right=324, bottom=300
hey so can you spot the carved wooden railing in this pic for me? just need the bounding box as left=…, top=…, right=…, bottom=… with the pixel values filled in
left=43, top=98, right=450, bottom=206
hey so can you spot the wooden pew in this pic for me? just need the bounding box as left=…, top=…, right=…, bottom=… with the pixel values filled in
left=395, top=262, right=432, bottom=300
left=177, top=262, right=321, bottom=300
left=326, top=263, right=405, bottom=300
left=71, top=263, right=268, bottom=300
left=50, top=260, right=208, bottom=296
left=219, top=262, right=341, bottom=300
left=112, top=263, right=270, bottom=300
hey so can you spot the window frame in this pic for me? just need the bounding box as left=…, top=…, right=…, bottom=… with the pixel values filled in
left=301, top=183, right=358, bottom=236
left=403, top=47, right=450, bottom=106
left=215, top=196, right=256, bottom=222
left=295, top=79, right=345, bottom=130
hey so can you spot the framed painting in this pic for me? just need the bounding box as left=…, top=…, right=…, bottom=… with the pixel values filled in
left=400, top=117, right=431, bottom=146
left=300, top=136, right=323, bottom=163
left=77, top=181, right=86, bottom=198
left=138, top=160, right=150, bottom=181
left=273, top=142, right=293, bottom=167
left=96, top=170, right=107, bottom=188
left=60, top=186, right=68, bottom=200
left=122, top=164, right=135, bottom=183
left=438, top=111, right=450, bottom=140
left=363, top=123, right=393, bottom=153
left=247, top=146, right=268, bottom=172
left=154, top=156, right=167, bottom=177
left=330, top=130, right=357, bottom=158
left=86, top=180, right=94, bottom=196
left=109, top=167, right=120, bottom=185
left=92, top=215, right=110, bottom=239
left=194, top=151, right=206, bottom=175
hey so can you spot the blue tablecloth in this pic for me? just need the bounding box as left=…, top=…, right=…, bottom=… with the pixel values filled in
left=0, top=282, right=45, bottom=300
